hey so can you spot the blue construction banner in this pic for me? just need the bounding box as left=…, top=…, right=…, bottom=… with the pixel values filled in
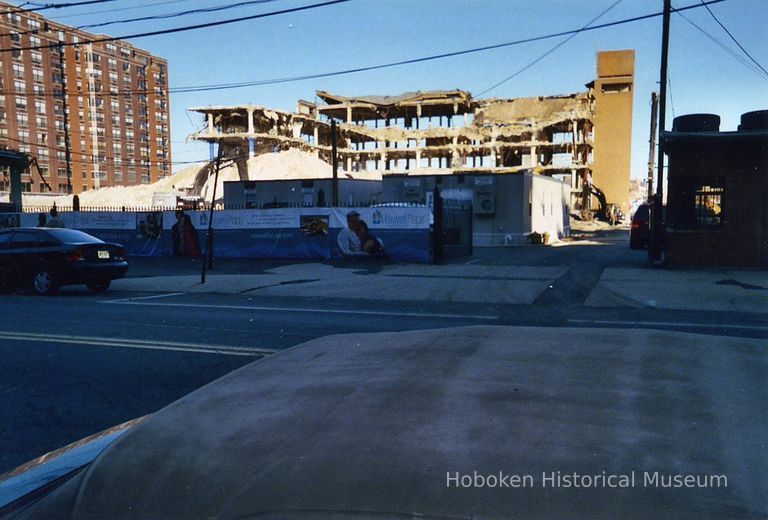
left=22, top=207, right=432, bottom=263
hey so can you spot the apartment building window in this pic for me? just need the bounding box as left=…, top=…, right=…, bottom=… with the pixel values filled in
left=29, top=36, right=40, bottom=47
left=105, top=43, right=116, bottom=55
left=31, top=51, right=42, bottom=63
left=109, top=71, right=118, bottom=83
left=37, top=132, right=47, bottom=143
left=10, top=32, right=21, bottom=43
left=17, top=113, right=28, bottom=126
left=34, top=99, right=46, bottom=112
left=37, top=147, right=48, bottom=159
left=18, top=129, right=29, bottom=141
left=32, top=68, right=44, bottom=83
left=28, top=19, right=40, bottom=30
left=110, top=100, right=120, bottom=111
left=14, top=80, right=25, bottom=93
left=16, top=97, right=27, bottom=110
left=33, top=84, right=45, bottom=95
left=113, top=128, right=121, bottom=139
left=36, top=115, right=46, bottom=126
left=12, top=48, right=22, bottom=59
left=8, top=13, right=21, bottom=25
left=12, top=63, right=24, bottom=77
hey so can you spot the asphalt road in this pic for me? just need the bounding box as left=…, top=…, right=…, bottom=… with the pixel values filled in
left=1, top=234, right=766, bottom=474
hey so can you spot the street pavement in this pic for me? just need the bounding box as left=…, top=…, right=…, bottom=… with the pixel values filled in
left=1, top=228, right=766, bottom=517
left=12, top=326, right=768, bottom=519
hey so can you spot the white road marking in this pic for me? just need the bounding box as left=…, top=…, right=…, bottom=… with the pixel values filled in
left=0, top=331, right=275, bottom=357
left=102, top=292, right=186, bottom=303
left=567, top=319, right=768, bottom=332
left=102, top=300, right=499, bottom=321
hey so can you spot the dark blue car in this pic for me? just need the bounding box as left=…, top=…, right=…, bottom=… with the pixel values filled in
left=0, top=228, right=128, bottom=295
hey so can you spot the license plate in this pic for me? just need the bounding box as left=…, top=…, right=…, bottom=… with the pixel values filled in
left=97, top=250, right=110, bottom=259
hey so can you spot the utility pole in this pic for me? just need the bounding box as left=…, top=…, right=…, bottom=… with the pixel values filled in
left=647, top=92, right=659, bottom=201
left=651, top=0, right=671, bottom=263
left=57, top=43, right=73, bottom=194
left=331, top=119, right=338, bottom=207
left=201, top=143, right=223, bottom=284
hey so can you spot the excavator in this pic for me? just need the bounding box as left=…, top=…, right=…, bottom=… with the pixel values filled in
left=579, top=182, right=623, bottom=225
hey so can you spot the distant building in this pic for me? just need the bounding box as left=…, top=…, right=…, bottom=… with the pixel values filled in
left=665, top=111, right=768, bottom=268
left=189, top=50, right=635, bottom=212
left=0, top=1, right=171, bottom=195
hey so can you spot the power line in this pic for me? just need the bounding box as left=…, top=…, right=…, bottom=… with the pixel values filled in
left=699, top=0, right=768, bottom=77
left=162, top=0, right=728, bottom=93
left=73, top=0, right=284, bottom=32
left=0, top=0, right=731, bottom=100
left=46, top=0, right=190, bottom=20
left=0, top=0, right=283, bottom=38
left=2, top=132, right=226, bottom=167
left=1, top=0, right=351, bottom=53
left=675, top=8, right=768, bottom=80
left=477, top=0, right=624, bottom=97
left=1, top=0, right=118, bottom=16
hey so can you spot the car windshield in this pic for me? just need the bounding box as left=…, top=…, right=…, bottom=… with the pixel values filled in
left=0, top=2, right=765, bottom=519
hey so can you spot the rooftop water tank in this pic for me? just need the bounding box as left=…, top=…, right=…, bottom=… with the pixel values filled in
left=672, top=114, right=720, bottom=132
left=738, top=110, right=768, bottom=131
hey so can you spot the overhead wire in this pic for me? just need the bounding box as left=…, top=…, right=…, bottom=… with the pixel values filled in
left=674, top=8, right=768, bottom=80
left=0, top=0, right=732, bottom=100
left=30, top=0, right=189, bottom=20
left=0, top=0, right=284, bottom=37
left=2, top=133, right=216, bottom=167
left=0, top=0, right=351, bottom=53
left=477, top=0, right=624, bottom=97
left=699, top=0, right=768, bottom=77
left=1, top=0, right=118, bottom=16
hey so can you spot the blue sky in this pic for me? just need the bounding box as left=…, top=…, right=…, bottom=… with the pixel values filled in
left=31, top=0, right=768, bottom=177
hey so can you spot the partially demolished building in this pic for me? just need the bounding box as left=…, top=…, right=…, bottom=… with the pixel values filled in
left=189, top=50, right=634, bottom=211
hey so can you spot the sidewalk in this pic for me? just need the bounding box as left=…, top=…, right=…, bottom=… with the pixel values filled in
left=586, top=267, right=768, bottom=313
left=114, top=257, right=568, bottom=305
left=112, top=249, right=768, bottom=313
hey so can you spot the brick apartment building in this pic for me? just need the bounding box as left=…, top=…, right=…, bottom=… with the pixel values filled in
left=0, top=1, right=170, bottom=195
